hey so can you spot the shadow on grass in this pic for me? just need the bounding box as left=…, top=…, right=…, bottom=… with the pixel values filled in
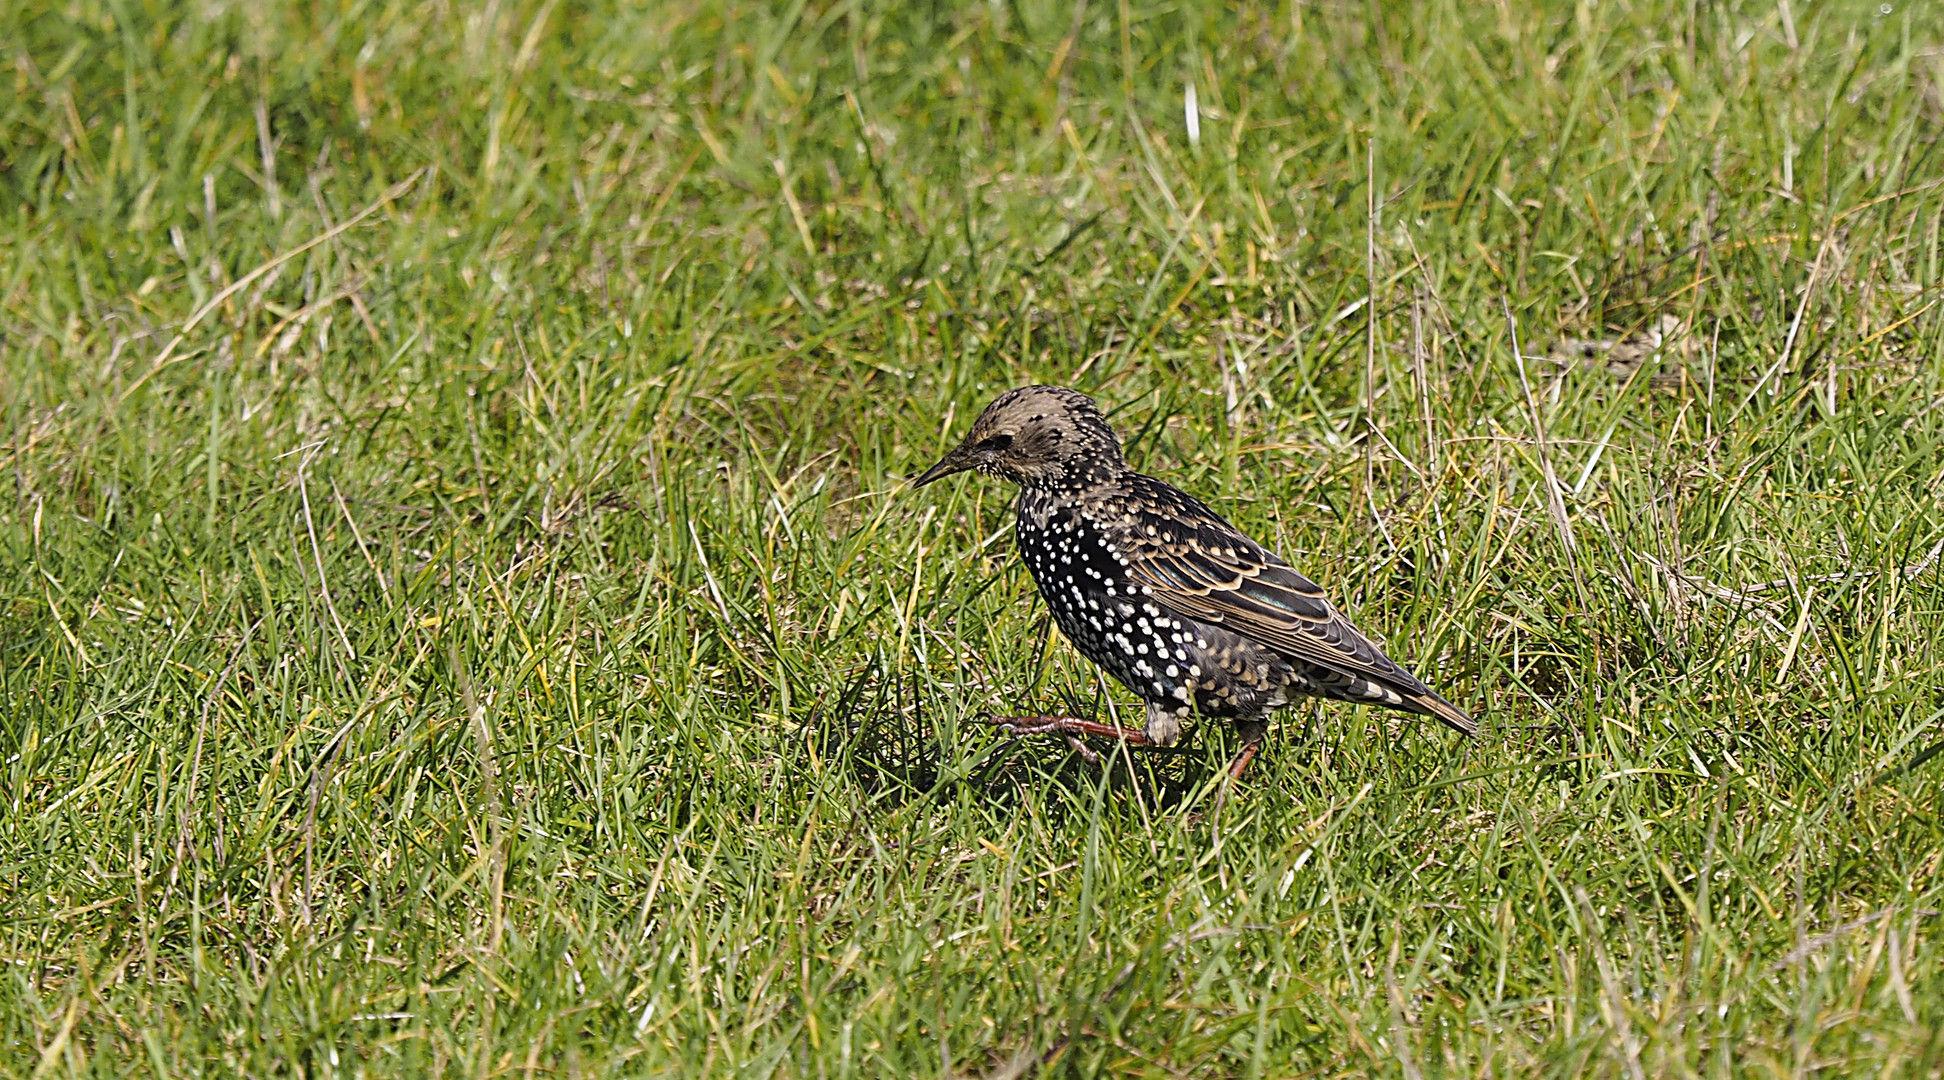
left=808, top=664, right=1249, bottom=817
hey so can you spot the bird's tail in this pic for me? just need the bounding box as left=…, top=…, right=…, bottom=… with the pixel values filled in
left=1403, top=689, right=1478, bottom=736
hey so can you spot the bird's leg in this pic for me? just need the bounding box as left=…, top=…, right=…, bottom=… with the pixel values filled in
left=979, top=714, right=1152, bottom=750
left=1224, top=740, right=1260, bottom=781
left=1224, top=726, right=1267, bottom=782
left=1204, top=728, right=1267, bottom=823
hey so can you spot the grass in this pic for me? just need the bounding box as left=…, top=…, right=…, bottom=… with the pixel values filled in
left=4, top=0, right=1944, bottom=1073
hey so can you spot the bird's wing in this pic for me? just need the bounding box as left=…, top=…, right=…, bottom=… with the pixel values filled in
left=1108, top=478, right=1475, bottom=734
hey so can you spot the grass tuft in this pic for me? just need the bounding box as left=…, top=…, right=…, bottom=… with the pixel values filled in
left=5, top=0, right=1944, bottom=1074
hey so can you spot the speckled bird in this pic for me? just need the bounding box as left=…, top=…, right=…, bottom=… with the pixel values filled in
left=914, top=385, right=1475, bottom=779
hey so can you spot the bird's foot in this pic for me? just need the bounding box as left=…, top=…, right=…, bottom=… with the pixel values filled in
left=978, top=714, right=1151, bottom=763
left=1209, top=738, right=1265, bottom=817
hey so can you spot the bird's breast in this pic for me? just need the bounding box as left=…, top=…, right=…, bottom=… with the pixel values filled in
left=1014, top=498, right=1295, bottom=721
left=1015, top=503, right=1243, bottom=717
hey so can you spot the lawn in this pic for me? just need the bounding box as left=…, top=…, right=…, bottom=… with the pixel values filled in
left=4, top=0, right=1944, bottom=1074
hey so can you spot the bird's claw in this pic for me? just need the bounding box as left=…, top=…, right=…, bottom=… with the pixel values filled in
left=977, top=711, right=1023, bottom=737
left=1063, top=734, right=1100, bottom=764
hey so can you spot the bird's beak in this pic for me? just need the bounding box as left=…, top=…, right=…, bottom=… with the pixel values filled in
left=912, top=444, right=972, bottom=488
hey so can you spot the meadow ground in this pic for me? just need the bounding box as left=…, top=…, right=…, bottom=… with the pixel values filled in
left=5, top=0, right=1944, bottom=1075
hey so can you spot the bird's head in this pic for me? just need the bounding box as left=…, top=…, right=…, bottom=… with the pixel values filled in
left=913, top=385, right=1124, bottom=489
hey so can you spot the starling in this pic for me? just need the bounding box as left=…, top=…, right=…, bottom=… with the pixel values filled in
left=914, top=385, right=1474, bottom=780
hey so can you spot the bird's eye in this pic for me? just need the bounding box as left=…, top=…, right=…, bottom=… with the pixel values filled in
left=980, top=433, right=1014, bottom=452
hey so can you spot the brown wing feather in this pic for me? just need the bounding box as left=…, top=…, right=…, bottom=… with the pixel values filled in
left=1108, top=477, right=1475, bottom=735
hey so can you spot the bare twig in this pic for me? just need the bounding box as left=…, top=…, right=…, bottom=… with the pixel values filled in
left=1411, top=291, right=1437, bottom=481
left=297, top=445, right=356, bottom=663
left=332, top=477, right=390, bottom=603
left=1769, top=908, right=1893, bottom=973
left=1736, top=231, right=1836, bottom=420
left=1504, top=298, right=1589, bottom=610
left=1364, top=138, right=1394, bottom=551
left=174, top=616, right=265, bottom=873
left=120, top=169, right=424, bottom=403
left=450, top=638, right=506, bottom=953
